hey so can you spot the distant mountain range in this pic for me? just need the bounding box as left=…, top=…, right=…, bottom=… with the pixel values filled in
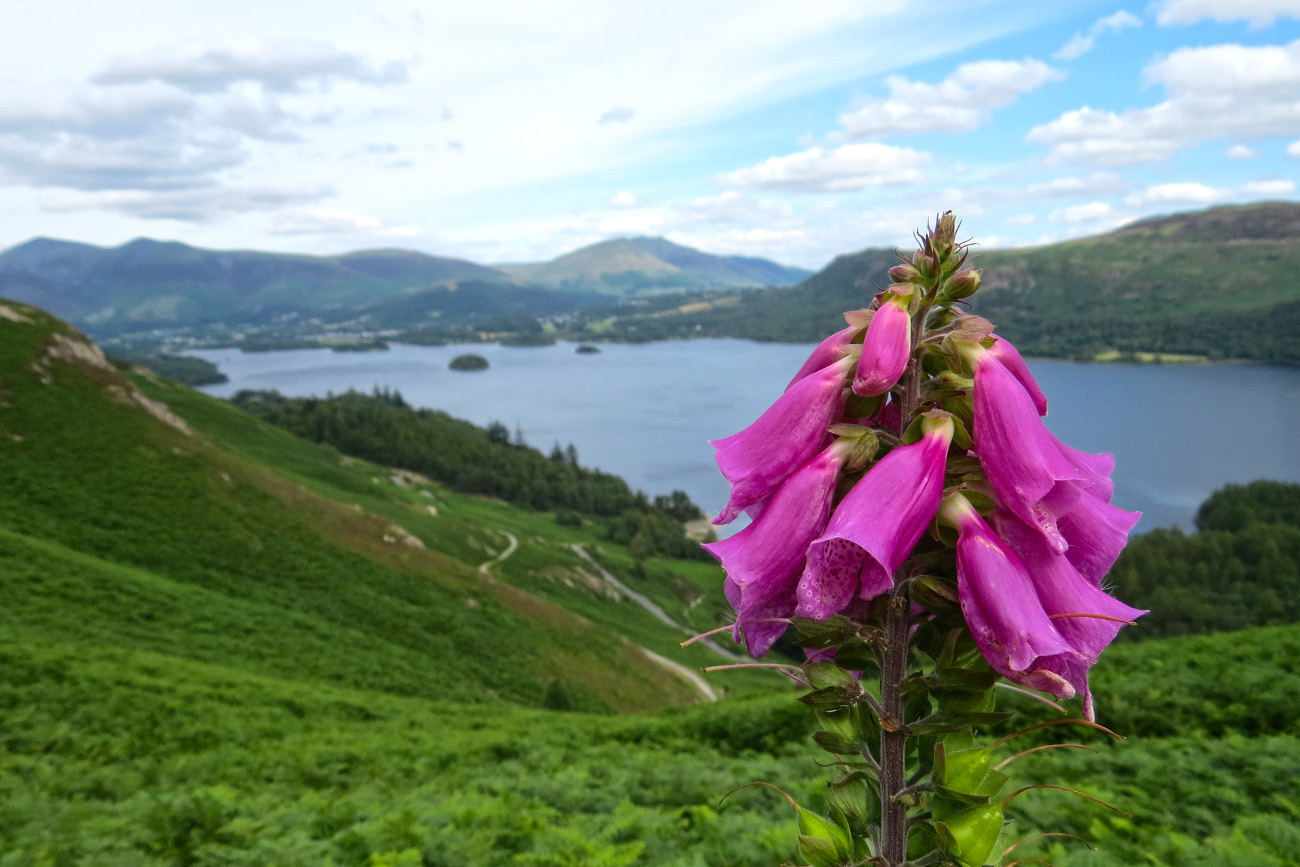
left=0, top=235, right=809, bottom=336
left=498, top=236, right=811, bottom=295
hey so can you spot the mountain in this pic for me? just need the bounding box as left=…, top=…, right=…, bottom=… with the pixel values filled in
left=498, top=236, right=811, bottom=296
left=574, top=202, right=1300, bottom=364
left=0, top=237, right=510, bottom=335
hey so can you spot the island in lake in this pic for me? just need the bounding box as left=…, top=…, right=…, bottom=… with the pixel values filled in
left=449, top=353, right=489, bottom=371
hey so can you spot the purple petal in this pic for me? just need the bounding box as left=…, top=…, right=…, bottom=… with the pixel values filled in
left=853, top=294, right=911, bottom=397
left=797, top=419, right=952, bottom=618
left=973, top=352, right=1089, bottom=552
left=948, top=500, right=1082, bottom=700
left=787, top=326, right=858, bottom=391
left=711, top=354, right=852, bottom=524
left=1058, top=493, right=1141, bottom=585
left=989, top=337, right=1047, bottom=416
left=705, top=442, right=847, bottom=656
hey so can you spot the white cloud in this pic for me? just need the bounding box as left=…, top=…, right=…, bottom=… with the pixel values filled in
left=93, top=39, right=407, bottom=93
left=597, top=106, right=635, bottom=124
left=1007, top=213, right=1037, bottom=224
left=1288, top=139, right=1300, bottom=157
left=1125, top=182, right=1223, bottom=206
left=1050, top=201, right=1112, bottom=222
left=718, top=143, right=932, bottom=192
left=45, top=184, right=329, bottom=221
left=1225, top=144, right=1259, bottom=159
left=1241, top=178, right=1297, bottom=196
left=838, top=59, right=1061, bottom=137
left=1156, top=0, right=1300, bottom=27
left=1028, top=39, right=1300, bottom=164
left=1025, top=171, right=1131, bottom=197
left=609, top=190, right=638, bottom=208
left=677, top=190, right=793, bottom=223
left=1054, top=10, right=1141, bottom=61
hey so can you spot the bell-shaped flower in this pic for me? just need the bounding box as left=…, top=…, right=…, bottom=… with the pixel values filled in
left=1054, top=440, right=1116, bottom=502
left=995, top=510, right=1147, bottom=720
left=787, top=325, right=860, bottom=391
left=939, top=494, right=1083, bottom=701
left=853, top=289, right=912, bottom=397
left=704, top=442, right=849, bottom=656
left=1058, top=492, right=1141, bottom=585
left=988, top=337, right=1047, bottom=416
left=967, top=346, right=1093, bottom=553
left=795, top=413, right=954, bottom=620
left=711, top=354, right=853, bottom=525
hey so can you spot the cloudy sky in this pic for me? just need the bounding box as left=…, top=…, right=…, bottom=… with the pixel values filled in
left=2, top=0, right=1299, bottom=269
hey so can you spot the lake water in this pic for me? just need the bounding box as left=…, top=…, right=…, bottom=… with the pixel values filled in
left=193, top=340, right=1300, bottom=533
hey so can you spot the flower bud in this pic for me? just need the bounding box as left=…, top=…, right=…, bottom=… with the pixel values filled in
left=888, top=262, right=920, bottom=283
left=912, top=250, right=939, bottom=279
left=943, top=268, right=981, bottom=300
left=852, top=290, right=912, bottom=397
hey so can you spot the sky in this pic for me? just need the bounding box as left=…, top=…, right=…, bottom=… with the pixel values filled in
left=2, top=0, right=1299, bottom=270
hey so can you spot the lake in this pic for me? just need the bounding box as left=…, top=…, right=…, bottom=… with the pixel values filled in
left=192, top=340, right=1300, bottom=533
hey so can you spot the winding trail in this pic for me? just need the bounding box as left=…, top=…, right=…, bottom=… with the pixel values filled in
left=478, top=530, right=518, bottom=576
left=639, top=648, right=719, bottom=702
left=570, top=544, right=745, bottom=664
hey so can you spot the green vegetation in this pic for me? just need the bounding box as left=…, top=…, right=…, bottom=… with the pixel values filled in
left=3, top=295, right=1300, bottom=866
left=113, top=352, right=230, bottom=386
left=448, top=353, right=489, bottom=370
left=1113, top=481, right=1300, bottom=637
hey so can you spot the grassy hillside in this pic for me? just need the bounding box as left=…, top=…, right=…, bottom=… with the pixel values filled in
left=0, top=298, right=757, bottom=714
left=566, top=203, right=1300, bottom=364
left=3, top=296, right=1299, bottom=866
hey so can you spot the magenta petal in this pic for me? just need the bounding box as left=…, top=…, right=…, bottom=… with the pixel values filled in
left=951, top=506, right=1081, bottom=700
left=973, top=353, right=1089, bottom=552
left=989, top=337, right=1047, bottom=416
left=1054, top=440, right=1116, bottom=501
left=995, top=510, right=1147, bottom=719
left=1058, top=493, right=1141, bottom=585
left=796, top=422, right=952, bottom=619
left=711, top=354, right=852, bottom=525
left=787, top=326, right=857, bottom=391
left=704, top=443, right=846, bottom=656
left=853, top=295, right=911, bottom=397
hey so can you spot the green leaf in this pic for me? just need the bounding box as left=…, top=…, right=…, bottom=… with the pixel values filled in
left=804, top=662, right=860, bottom=690
left=812, top=730, right=857, bottom=755
left=798, top=808, right=851, bottom=858
left=800, top=685, right=859, bottom=711
left=934, top=804, right=1005, bottom=867
left=797, top=835, right=840, bottom=867
left=793, top=616, right=857, bottom=649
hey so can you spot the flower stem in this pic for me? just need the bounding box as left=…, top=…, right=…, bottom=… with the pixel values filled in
left=878, top=586, right=911, bottom=866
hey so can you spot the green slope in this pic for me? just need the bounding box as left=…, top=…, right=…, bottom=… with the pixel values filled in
left=0, top=298, right=752, bottom=712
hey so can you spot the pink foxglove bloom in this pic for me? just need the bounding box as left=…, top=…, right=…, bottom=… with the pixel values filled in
left=995, top=511, right=1147, bottom=720
left=940, top=495, right=1083, bottom=701
left=1054, top=440, right=1116, bottom=502
left=704, top=442, right=849, bottom=656
left=787, top=325, right=859, bottom=391
left=1058, top=493, right=1141, bottom=585
left=796, top=414, right=954, bottom=619
left=989, top=337, right=1047, bottom=416
left=853, top=289, right=912, bottom=397
left=969, top=348, right=1093, bottom=553
left=712, top=354, right=853, bottom=525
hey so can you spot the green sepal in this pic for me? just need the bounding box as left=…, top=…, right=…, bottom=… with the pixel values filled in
left=830, top=640, right=878, bottom=674
left=962, top=489, right=997, bottom=515
left=800, top=685, right=861, bottom=711
left=908, top=711, right=1012, bottom=736
left=948, top=415, right=973, bottom=450
left=843, top=392, right=885, bottom=420
left=797, top=834, right=840, bottom=867
left=804, top=662, right=860, bottom=690
left=902, top=413, right=926, bottom=444
left=910, top=575, right=960, bottom=613
left=798, top=808, right=851, bottom=859
left=934, top=804, right=1005, bottom=867
left=793, top=616, right=858, bottom=649
left=811, top=730, right=858, bottom=755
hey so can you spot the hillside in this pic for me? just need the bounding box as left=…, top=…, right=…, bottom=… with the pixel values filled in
left=570, top=202, right=1300, bottom=364
left=499, top=236, right=811, bottom=297
left=0, top=298, right=756, bottom=715
left=3, top=297, right=1300, bottom=864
